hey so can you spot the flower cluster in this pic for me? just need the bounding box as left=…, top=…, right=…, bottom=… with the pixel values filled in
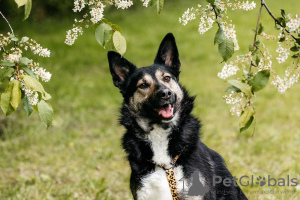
left=286, top=14, right=300, bottom=34
left=227, top=0, right=256, bottom=11
left=217, top=63, right=239, bottom=80
left=141, top=0, right=150, bottom=7
left=6, top=48, right=22, bottom=63
left=115, top=0, right=133, bottom=9
left=179, top=7, right=196, bottom=26
left=65, top=26, right=84, bottom=46
left=271, top=66, right=300, bottom=94
left=198, top=14, right=215, bottom=35
left=260, top=32, right=276, bottom=40
left=238, top=1, right=256, bottom=11
left=73, top=0, right=86, bottom=12
left=276, top=42, right=290, bottom=64
left=223, top=92, right=249, bottom=116
left=90, top=6, right=105, bottom=24
left=21, top=84, right=39, bottom=105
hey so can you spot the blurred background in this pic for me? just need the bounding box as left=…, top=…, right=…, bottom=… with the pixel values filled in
left=0, top=0, right=299, bottom=199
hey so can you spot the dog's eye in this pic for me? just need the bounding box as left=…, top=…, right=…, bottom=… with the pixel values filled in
left=138, top=83, right=149, bottom=89
left=163, top=76, right=171, bottom=82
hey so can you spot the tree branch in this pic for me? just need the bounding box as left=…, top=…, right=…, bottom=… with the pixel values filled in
left=0, top=11, right=14, bottom=35
left=248, top=0, right=263, bottom=75
left=262, top=0, right=297, bottom=40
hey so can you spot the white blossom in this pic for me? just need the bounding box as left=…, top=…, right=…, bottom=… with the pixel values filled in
left=73, top=0, right=86, bottom=12
left=223, top=92, right=245, bottom=116
left=217, top=63, right=239, bottom=80
left=286, top=14, right=300, bottom=33
left=198, top=15, right=214, bottom=35
left=65, top=27, right=84, bottom=46
left=239, top=1, right=256, bottom=11
left=7, top=53, right=21, bottom=63
left=32, top=67, right=52, bottom=82
left=90, top=6, right=105, bottom=24
left=115, top=0, right=133, bottom=9
left=276, top=42, right=290, bottom=64
left=179, top=8, right=196, bottom=26
left=271, top=73, right=300, bottom=94
left=141, top=0, right=150, bottom=7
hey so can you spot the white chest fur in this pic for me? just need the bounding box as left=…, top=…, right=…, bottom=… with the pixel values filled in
left=136, top=125, right=187, bottom=200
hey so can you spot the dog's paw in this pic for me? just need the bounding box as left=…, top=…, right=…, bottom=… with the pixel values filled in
left=256, top=176, right=266, bottom=187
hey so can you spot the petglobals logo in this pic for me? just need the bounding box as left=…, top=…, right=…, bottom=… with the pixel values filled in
left=213, top=175, right=298, bottom=187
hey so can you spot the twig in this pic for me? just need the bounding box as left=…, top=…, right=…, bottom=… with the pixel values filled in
left=262, top=0, right=297, bottom=40
left=248, top=0, right=263, bottom=75
left=0, top=11, right=17, bottom=48
left=212, top=7, right=221, bottom=28
left=0, top=11, right=14, bottom=35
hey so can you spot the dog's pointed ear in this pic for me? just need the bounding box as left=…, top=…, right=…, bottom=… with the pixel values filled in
left=108, top=51, right=136, bottom=91
left=154, top=33, right=180, bottom=73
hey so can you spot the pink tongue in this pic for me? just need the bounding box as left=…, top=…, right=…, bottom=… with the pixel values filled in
left=159, top=104, right=173, bottom=118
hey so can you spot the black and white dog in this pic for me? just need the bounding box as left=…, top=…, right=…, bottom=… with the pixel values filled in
left=107, top=33, right=247, bottom=200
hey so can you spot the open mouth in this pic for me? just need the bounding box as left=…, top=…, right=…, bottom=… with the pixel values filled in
left=155, top=104, right=174, bottom=119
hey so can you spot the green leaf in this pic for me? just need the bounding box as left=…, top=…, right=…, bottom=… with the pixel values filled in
left=9, top=34, right=18, bottom=42
left=21, top=75, right=44, bottom=93
left=11, top=80, right=21, bottom=110
left=255, top=56, right=260, bottom=66
left=290, top=45, right=300, bottom=52
left=23, top=0, right=32, bottom=20
left=0, top=68, right=14, bottom=83
left=149, top=0, right=156, bottom=7
left=227, top=79, right=252, bottom=97
left=1, top=60, right=15, bottom=67
left=1, top=81, right=15, bottom=115
left=23, top=95, right=33, bottom=116
left=113, top=31, right=127, bottom=56
left=251, top=70, right=270, bottom=92
left=19, top=57, right=32, bottom=64
left=226, top=85, right=241, bottom=93
left=214, top=28, right=225, bottom=45
left=206, top=0, right=215, bottom=4
left=239, top=106, right=255, bottom=130
left=258, top=23, right=264, bottom=34
left=21, top=66, right=36, bottom=79
left=218, top=36, right=234, bottom=62
left=240, top=116, right=254, bottom=132
left=157, top=0, right=164, bottom=15
left=104, top=38, right=114, bottom=50
left=20, top=36, right=29, bottom=43
left=21, top=75, right=50, bottom=100
left=95, top=23, right=112, bottom=47
left=14, top=0, right=27, bottom=7
left=281, top=9, right=286, bottom=19
left=37, top=100, right=53, bottom=128
left=111, top=24, right=122, bottom=34
left=291, top=53, right=299, bottom=59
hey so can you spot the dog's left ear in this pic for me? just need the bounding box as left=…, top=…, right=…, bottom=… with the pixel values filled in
left=154, top=33, right=181, bottom=76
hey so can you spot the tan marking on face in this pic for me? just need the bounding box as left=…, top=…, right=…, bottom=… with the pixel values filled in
left=155, top=70, right=183, bottom=102
left=129, top=74, right=155, bottom=112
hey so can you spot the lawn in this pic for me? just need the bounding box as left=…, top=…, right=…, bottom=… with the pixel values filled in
left=0, top=0, right=300, bottom=199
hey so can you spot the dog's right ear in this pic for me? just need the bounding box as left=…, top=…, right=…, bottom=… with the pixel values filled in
left=107, top=51, right=136, bottom=91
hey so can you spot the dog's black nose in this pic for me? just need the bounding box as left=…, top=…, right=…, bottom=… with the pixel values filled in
left=158, top=89, right=172, bottom=100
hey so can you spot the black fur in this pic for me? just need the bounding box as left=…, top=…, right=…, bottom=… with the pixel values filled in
left=108, top=33, right=248, bottom=200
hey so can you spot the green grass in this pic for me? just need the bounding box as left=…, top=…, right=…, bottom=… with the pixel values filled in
left=1, top=1, right=300, bottom=199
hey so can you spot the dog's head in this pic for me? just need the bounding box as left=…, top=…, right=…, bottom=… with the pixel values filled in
left=108, top=33, right=184, bottom=123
